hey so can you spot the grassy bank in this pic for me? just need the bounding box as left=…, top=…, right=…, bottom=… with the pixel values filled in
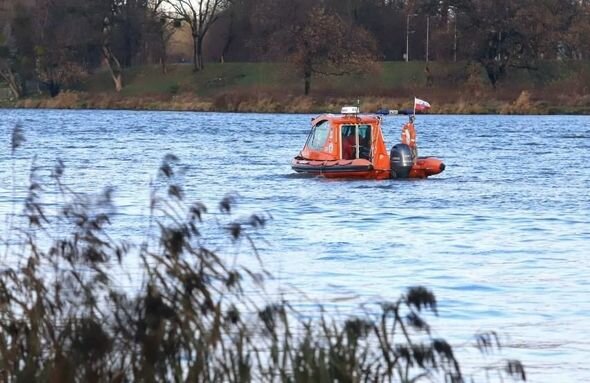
left=6, top=61, right=590, bottom=114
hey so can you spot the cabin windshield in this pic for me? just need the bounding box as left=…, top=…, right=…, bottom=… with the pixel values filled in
left=341, top=124, right=372, bottom=160
left=306, top=120, right=330, bottom=151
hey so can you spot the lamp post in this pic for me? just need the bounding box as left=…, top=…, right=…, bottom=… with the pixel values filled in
left=405, top=13, right=418, bottom=62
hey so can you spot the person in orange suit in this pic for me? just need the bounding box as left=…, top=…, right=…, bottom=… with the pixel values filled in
left=401, top=115, right=417, bottom=160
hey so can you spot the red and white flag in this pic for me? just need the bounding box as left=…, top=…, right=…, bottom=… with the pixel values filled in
left=414, top=97, right=431, bottom=112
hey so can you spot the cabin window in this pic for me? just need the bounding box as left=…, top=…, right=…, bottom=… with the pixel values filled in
left=341, top=124, right=372, bottom=160
left=307, top=120, right=330, bottom=151
left=358, top=125, right=372, bottom=159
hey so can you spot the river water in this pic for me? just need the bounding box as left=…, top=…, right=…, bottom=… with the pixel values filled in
left=1, top=109, right=589, bottom=382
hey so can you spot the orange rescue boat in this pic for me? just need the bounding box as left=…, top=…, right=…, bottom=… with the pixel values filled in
left=291, top=106, right=445, bottom=179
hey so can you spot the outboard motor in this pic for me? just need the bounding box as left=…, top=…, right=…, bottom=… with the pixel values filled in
left=390, top=144, right=414, bottom=179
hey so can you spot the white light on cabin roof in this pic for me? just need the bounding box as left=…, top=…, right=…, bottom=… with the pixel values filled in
left=341, top=106, right=360, bottom=114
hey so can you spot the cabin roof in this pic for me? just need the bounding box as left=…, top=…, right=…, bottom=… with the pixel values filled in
left=311, top=113, right=382, bottom=126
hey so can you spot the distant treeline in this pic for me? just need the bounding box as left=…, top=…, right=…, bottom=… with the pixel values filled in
left=1, top=0, right=589, bottom=98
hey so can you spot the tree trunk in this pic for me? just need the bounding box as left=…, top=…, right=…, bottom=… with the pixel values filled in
left=0, top=69, right=23, bottom=99
left=304, top=62, right=312, bottom=95
left=220, top=12, right=235, bottom=64
left=304, top=73, right=311, bottom=95
left=103, top=46, right=123, bottom=92
left=192, top=33, right=199, bottom=72
left=112, top=74, right=123, bottom=92
left=481, top=60, right=506, bottom=89
left=196, top=36, right=204, bottom=71
left=47, top=81, right=60, bottom=97
left=160, top=57, right=167, bottom=74
left=160, top=40, right=168, bottom=74
left=7, top=80, right=22, bottom=99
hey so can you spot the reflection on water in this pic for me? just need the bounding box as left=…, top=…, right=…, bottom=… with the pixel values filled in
left=1, top=110, right=589, bottom=381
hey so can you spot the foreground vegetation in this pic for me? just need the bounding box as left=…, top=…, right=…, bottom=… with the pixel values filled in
left=5, top=61, right=590, bottom=114
left=0, top=125, right=527, bottom=382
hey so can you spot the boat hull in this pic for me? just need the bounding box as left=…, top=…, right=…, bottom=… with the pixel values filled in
left=291, top=159, right=390, bottom=179
left=408, top=157, right=446, bottom=179
left=292, top=157, right=445, bottom=179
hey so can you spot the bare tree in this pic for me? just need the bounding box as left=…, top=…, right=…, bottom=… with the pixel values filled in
left=0, top=60, right=23, bottom=99
left=294, top=7, right=378, bottom=95
left=251, top=2, right=377, bottom=95
left=165, top=0, right=227, bottom=71
left=27, top=0, right=96, bottom=97
left=214, top=7, right=235, bottom=64
left=0, top=28, right=23, bottom=98
left=0, top=2, right=33, bottom=99
left=148, top=0, right=179, bottom=73
left=103, top=15, right=124, bottom=92
left=459, top=0, right=554, bottom=88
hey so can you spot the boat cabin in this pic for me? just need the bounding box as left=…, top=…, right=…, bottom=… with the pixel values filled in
left=292, top=106, right=445, bottom=179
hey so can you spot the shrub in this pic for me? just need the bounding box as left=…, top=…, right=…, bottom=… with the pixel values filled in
left=169, top=83, right=181, bottom=95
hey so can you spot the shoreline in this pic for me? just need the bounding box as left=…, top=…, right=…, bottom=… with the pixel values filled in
left=2, top=61, right=589, bottom=115
left=2, top=90, right=590, bottom=115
